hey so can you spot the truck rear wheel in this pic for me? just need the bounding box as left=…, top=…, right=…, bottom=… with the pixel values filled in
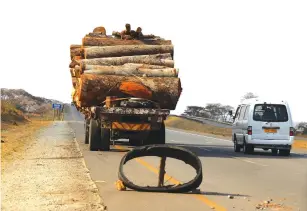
left=145, top=122, right=165, bottom=145
left=89, top=119, right=101, bottom=151
left=100, top=128, right=111, bottom=151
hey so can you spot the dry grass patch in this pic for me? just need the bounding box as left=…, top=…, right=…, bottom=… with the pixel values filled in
left=1, top=120, right=52, bottom=171
left=293, top=140, right=307, bottom=149
left=165, top=116, right=232, bottom=138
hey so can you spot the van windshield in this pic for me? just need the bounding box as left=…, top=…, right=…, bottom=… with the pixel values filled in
left=253, top=104, right=288, bottom=122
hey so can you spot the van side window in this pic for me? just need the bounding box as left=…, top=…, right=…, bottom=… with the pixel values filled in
left=239, top=105, right=246, bottom=120
left=243, top=105, right=250, bottom=120
left=234, top=106, right=241, bottom=120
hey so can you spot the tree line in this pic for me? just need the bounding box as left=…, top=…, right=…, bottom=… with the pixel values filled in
left=182, top=92, right=258, bottom=122
left=181, top=92, right=307, bottom=133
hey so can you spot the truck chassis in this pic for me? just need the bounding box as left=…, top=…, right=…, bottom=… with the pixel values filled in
left=81, top=98, right=170, bottom=151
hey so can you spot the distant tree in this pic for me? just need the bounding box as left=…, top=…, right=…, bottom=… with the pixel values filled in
left=183, top=106, right=207, bottom=117
left=297, top=122, right=307, bottom=129
left=204, top=103, right=223, bottom=120
left=297, top=122, right=307, bottom=135
left=241, top=92, right=258, bottom=102
left=184, top=104, right=235, bottom=122
left=220, top=105, right=235, bottom=121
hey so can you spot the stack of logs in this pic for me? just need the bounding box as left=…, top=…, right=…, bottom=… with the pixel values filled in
left=69, top=25, right=182, bottom=110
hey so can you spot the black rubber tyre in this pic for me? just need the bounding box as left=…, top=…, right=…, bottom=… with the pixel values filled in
left=243, top=140, right=254, bottom=154
left=233, top=136, right=241, bottom=152
left=271, top=149, right=278, bottom=156
left=89, top=119, right=101, bottom=151
left=84, top=119, right=90, bottom=144
left=100, top=128, right=111, bottom=151
left=279, top=149, right=290, bottom=156
left=145, top=122, right=165, bottom=145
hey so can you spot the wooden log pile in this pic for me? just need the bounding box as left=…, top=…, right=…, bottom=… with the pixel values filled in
left=69, top=24, right=182, bottom=110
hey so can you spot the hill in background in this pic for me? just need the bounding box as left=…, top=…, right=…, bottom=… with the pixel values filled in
left=1, top=88, right=63, bottom=124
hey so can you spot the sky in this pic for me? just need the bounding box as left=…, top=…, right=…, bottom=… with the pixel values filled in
left=0, top=0, right=306, bottom=122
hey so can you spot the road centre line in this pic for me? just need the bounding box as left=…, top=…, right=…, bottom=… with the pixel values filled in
left=114, top=145, right=227, bottom=211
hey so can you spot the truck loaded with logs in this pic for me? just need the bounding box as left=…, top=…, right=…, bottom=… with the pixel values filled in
left=69, top=24, right=182, bottom=151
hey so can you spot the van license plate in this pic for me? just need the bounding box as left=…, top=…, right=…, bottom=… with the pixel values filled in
left=264, top=129, right=277, bottom=133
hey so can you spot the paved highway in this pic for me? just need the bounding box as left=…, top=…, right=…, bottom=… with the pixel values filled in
left=66, top=106, right=307, bottom=211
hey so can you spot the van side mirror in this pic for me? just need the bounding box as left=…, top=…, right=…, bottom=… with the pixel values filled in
left=228, top=110, right=233, bottom=116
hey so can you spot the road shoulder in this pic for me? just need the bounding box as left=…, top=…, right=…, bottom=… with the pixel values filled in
left=1, top=121, right=105, bottom=211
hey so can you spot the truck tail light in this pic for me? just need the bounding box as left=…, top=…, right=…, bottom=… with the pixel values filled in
left=289, top=127, right=294, bottom=136
left=247, top=126, right=252, bottom=135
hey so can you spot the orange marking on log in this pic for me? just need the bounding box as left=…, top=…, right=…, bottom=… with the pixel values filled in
left=119, top=81, right=152, bottom=99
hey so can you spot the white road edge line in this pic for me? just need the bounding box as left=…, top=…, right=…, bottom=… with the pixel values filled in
left=231, top=157, right=268, bottom=167
left=167, top=129, right=231, bottom=142
left=168, top=140, right=212, bottom=151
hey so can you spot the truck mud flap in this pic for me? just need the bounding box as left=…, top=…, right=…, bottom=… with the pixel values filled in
left=118, top=144, right=203, bottom=193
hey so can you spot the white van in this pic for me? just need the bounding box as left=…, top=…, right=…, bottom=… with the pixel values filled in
left=231, top=99, right=295, bottom=156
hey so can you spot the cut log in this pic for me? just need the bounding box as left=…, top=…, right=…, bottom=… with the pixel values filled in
left=73, top=56, right=81, bottom=61
left=69, top=59, right=79, bottom=68
left=70, top=45, right=81, bottom=50
left=82, top=45, right=174, bottom=59
left=75, top=54, right=174, bottom=69
left=77, top=74, right=182, bottom=110
left=82, top=37, right=172, bottom=46
left=70, top=68, right=76, bottom=77
left=83, top=63, right=168, bottom=71
left=93, top=26, right=106, bottom=34
left=87, top=32, right=107, bottom=38
left=71, top=48, right=81, bottom=58
left=83, top=66, right=178, bottom=77
left=72, top=77, right=77, bottom=87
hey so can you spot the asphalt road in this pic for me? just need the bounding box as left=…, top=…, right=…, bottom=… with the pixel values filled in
left=66, top=106, right=307, bottom=211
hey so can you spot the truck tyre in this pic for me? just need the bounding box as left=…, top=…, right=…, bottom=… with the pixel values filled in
left=100, top=128, right=111, bottom=151
left=243, top=140, right=254, bottom=154
left=89, top=119, right=101, bottom=151
left=145, top=122, right=165, bottom=145
left=279, top=149, right=290, bottom=156
left=85, top=119, right=90, bottom=144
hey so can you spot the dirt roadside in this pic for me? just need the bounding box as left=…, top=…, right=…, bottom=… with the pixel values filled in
left=1, top=121, right=53, bottom=170
left=1, top=121, right=105, bottom=211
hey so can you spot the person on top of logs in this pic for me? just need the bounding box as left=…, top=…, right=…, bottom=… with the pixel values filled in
left=120, top=23, right=132, bottom=40
left=129, top=27, right=143, bottom=40
left=136, top=27, right=143, bottom=39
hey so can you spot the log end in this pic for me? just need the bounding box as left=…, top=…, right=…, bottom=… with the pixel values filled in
left=119, top=81, right=152, bottom=99
left=93, top=26, right=106, bottom=34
